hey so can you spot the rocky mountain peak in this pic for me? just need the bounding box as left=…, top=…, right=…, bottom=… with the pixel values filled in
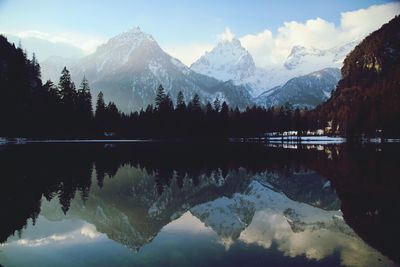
left=191, top=37, right=256, bottom=81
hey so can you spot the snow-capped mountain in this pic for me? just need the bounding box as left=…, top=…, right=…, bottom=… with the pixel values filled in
left=191, top=38, right=256, bottom=82
left=39, top=163, right=344, bottom=251
left=250, top=41, right=354, bottom=107
left=283, top=40, right=360, bottom=74
left=40, top=165, right=253, bottom=251
left=190, top=179, right=347, bottom=247
left=255, top=68, right=341, bottom=108
left=191, top=38, right=271, bottom=97
left=255, top=40, right=359, bottom=93
left=41, top=27, right=253, bottom=112
left=40, top=28, right=360, bottom=111
left=190, top=37, right=359, bottom=102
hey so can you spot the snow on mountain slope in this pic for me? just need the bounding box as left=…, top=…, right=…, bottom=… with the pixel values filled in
left=191, top=37, right=359, bottom=99
left=190, top=179, right=344, bottom=244
left=191, top=38, right=256, bottom=82
left=41, top=27, right=253, bottom=112
left=255, top=40, right=359, bottom=94
left=189, top=178, right=392, bottom=267
left=255, top=68, right=341, bottom=108
left=191, top=38, right=272, bottom=97
left=284, top=40, right=360, bottom=74
left=40, top=165, right=253, bottom=251
left=40, top=28, right=360, bottom=110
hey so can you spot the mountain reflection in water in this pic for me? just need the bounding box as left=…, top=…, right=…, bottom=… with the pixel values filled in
left=0, top=142, right=399, bottom=267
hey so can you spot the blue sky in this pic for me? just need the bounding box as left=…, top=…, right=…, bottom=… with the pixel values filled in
left=0, top=0, right=399, bottom=65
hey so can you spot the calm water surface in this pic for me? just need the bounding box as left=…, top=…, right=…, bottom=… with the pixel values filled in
left=0, top=142, right=399, bottom=267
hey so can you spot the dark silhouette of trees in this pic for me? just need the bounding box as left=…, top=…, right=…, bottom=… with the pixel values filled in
left=95, top=92, right=106, bottom=133
left=213, top=97, right=221, bottom=112
left=76, top=77, right=93, bottom=135
left=154, top=84, right=173, bottom=112
left=58, top=67, right=76, bottom=109
left=176, top=91, right=186, bottom=112
left=0, top=33, right=342, bottom=139
left=109, top=84, right=317, bottom=139
left=0, top=35, right=96, bottom=138
left=2, top=15, right=400, bottom=140
left=77, top=77, right=93, bottom=120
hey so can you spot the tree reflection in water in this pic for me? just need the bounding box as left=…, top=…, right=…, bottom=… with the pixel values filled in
left=0, top=142, right=398, bottom=265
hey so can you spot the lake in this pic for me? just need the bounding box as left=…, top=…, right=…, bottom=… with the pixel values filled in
left=0, top=142, right=399, bottom=267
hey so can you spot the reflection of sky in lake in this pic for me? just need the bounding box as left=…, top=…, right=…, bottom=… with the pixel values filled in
left=1, top=173, right=397, bottom=267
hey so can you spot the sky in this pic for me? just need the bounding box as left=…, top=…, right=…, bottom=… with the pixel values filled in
left=1, top=0, right=399, bottom=66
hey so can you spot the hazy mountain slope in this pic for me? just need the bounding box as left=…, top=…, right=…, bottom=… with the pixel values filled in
left=255, top=68, right=341, bottom=108
left=42, top=28, right=253, bottom=112
left=40, top=28, right=359, bottom=111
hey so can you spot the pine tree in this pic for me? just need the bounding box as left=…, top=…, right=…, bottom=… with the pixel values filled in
left=95, top=92, right=106, bottom=118
left=176, top=91, right=186, bottom=111
left=78, top=76, right=93, bottom=116
left=213, top=97, right=221, bottom=112
left=220, top=101, right=229, bottom=115
left=105, top=102, right=120, bottom=132
left=155, top=84, right=167, bottom=110
left=77, top=76, right=93, bottom=132
left=57, top=67, right=78, bottom=136
left=43, top=80, right=59, bottom=97
left=58, top=67, right=76, bottom=107
left=165, top=93, right=174, bottom=111
left=191, top=93, right=201, bottom=112
left=206, top=102, right=213, bottom=114
left=31, top=52, right=41, bottom=79
left=95, top=92, right=107, bottom=134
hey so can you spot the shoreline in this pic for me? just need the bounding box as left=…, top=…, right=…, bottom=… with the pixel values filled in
left=2, top=136, right=400, bottom=145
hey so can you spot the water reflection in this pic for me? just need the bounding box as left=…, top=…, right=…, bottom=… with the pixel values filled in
left=0, top=143, right=399, bottom=267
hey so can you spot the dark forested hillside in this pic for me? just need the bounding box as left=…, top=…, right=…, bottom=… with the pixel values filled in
left=0, top=35, right=94, bottom=137
left=0, top=35, right=42, bottom=136
left=2, top=14, right=400, bottom=140
left=0, top=34, right=313, bottom=139
left=315, top=16, right=400, bottom=137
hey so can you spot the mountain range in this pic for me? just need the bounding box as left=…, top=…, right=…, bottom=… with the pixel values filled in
left=255, top=68, right=341, bottom=108
left=39, top=165, right=344, bottom=251
left=40, top=27, right=359, bottom=112
left=190, top=37, right=358, bottom=98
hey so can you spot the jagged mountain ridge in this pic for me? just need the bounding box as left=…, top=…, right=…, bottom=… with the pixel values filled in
left=40, top=163, right=345, bottom=251
left=40, top=28, right=359, bottom=111
left=284, top=40, right=361, bottom=73
left=41, top=27, right=253, bottom=112
left=191, top=37, right=359, bottom=98
left=41, top=165, right=253, bottom=251
left=191, top=38, right=256, bottom=82
left=190, top=38, right=271, bottom=97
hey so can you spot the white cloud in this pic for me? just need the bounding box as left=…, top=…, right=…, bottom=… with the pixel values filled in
left=237, top=2, right=400, bottom=68
left=164, top=28, right=236, bottom=66
left=340, top=3, right=400, bottom=38
left=7, top=224, right=103, bottom=248
left=2, top=2, right=398, bottom=68
left=238, top=210, right=394, bottom=267
left=240, top=29, right=277, bottom=66
left=3, top=30, right=105, bottom=55
left=164, top=43, right=214, bottom=66
left=218, top=27, right=235, bottom=42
